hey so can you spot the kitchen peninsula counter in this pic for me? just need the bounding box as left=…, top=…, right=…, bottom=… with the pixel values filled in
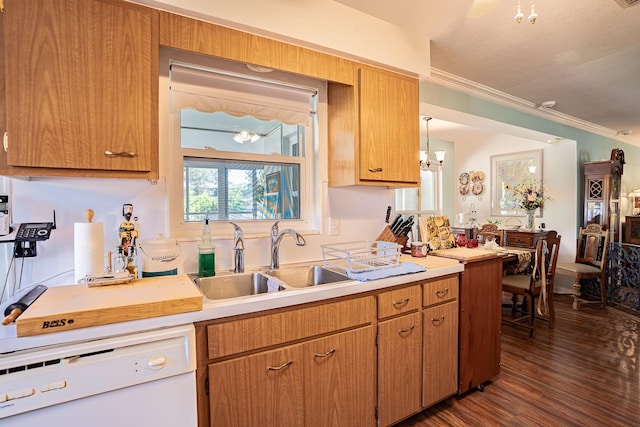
left=1, top=256, right=462, bottom=354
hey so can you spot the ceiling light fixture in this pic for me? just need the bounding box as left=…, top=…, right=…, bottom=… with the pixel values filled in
left=233, top=130, right=261, bottom=143
left=420, top=117, right=446, bottom=170
left=515, top=1, right=538, bottom=24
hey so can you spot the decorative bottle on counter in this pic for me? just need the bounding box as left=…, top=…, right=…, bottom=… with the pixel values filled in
left=198, top=217, right=215, bottom=277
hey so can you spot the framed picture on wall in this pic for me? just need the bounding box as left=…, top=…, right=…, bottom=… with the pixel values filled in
left=264, top=171, right=281, bottom=218
left=265, top=172, right=281, bottom=194
left=490, top=149, right=543, bottom=216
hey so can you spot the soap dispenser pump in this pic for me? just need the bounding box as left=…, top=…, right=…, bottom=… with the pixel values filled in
left=198, top=214, right=215, bottom=277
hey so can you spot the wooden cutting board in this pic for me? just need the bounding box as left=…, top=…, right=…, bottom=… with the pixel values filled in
left=429, top=247, right=499, bottom=262
left=16, top=275, right=203, bottom=337
left=399, top=254, right=460, bottom=269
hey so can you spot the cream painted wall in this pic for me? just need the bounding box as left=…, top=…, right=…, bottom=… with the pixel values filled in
left=453, top=135, right=578, bottom=293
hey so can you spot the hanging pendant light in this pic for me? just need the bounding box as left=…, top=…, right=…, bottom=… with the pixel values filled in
left=514, top=1, right=538, bottom=24
left=420, top=117, right=446, bottom=171
left=514, top=1, right=524, bottom=23
left=528, top=4, right=538, bottom=24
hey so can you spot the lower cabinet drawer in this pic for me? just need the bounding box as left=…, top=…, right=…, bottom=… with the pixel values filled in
left=506, top=232, right=535, bottom=248
left=207, top=296, right=375, bottom=359
left=377, top=285, right=421, bottom=319
left=423, top=275, right=458, bottom=307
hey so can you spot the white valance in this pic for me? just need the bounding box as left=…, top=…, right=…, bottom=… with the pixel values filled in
left=170, top=63, right=316, bottom=125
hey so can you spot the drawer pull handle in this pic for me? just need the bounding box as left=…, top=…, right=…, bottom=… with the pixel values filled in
left=266, top=361, right=293, bottom=371
left=435, top=288, right=449, bottom=297
left=314, top=349, right=336, bottom=358
left=431, top=315, right=445, bottom=325
left=392, top=298, right=410, bottom=307
left=105, top=150, right=138, bottom=158
left=368, top=167, right=383, bottom=173
left=398, top=325, right=415, bottom=334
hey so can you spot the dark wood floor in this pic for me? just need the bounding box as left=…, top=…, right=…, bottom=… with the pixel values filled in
left=397, top=295, right=640, bottom=426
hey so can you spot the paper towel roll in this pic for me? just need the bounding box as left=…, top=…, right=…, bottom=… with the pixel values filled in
left=74, top=222, right=105, bottom=283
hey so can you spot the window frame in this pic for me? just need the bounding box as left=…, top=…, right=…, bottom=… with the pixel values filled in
left=161, top=49, right=326, bottom=239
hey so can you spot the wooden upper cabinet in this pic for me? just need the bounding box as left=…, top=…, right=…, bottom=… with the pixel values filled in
left=328, top=66, right=420, bottom=187
left=2, top=0, right=159, bottom=179
left=358, top=66, right=419, bottom=184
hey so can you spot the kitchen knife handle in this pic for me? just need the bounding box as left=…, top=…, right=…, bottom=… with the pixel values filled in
left=2, top=308, right=22, bottom=325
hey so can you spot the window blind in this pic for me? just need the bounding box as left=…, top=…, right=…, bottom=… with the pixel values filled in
left=170, top=63, right=316, bottom=125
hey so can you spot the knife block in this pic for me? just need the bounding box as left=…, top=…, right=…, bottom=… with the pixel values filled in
left=376, top=226, right=409, bottom=252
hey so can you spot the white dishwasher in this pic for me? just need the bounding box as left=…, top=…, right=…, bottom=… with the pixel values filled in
left=0, top=324, right=197, bottom=427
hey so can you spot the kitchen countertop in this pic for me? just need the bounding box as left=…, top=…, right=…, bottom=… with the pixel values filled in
left=0, top=256, right=462, bottom=355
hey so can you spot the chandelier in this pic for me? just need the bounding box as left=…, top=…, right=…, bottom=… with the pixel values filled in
left=420, top=117, right=446, bottom=170
left=515, top=1, right=538, bottom=24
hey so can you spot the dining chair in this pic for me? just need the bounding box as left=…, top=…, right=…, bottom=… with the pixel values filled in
left=477, top=223, right=502, bottom=245
left=502, top=231, right=561, bottom=337
left=555, top=223, right=609, bottom=310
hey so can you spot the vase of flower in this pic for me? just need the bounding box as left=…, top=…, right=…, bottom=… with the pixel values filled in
left=525, top=209, right=535, bottom=230
left=508, top=177, right=551, bottom=229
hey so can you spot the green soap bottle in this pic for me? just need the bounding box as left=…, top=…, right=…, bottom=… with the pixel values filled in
left=198, top=216, right=215, bottom=277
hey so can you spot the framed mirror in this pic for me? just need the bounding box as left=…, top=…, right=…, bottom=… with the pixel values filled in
left=490, top=149, right=543, bottom=216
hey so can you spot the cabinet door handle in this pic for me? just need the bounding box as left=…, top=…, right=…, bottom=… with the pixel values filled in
left=435, top=288, right=449, bottom=297
left=104, top=150, right=138, bottom=158
left=398, top=325, right=415, bottom=334
left=266, top=361, right=293, bottom=371
left=368, top=167, right=383, bottom=173
left=313, top=349, right=336, bottom=358
left=392, top=298, right=410, bottom=307
left=430, top=315, right=445, bottom=325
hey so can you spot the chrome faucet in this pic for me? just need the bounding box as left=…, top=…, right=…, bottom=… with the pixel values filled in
left=270, top=221, right=306, bottom=270
left=229, top=222, right=245, bottom=273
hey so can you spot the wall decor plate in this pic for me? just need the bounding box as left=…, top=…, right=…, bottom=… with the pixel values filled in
left=460, top=184, right=470, bottom=195
left=470, top=171, right=485, bottom=183
left=472, top=182, right=484, bottom=195
left=459, top=173, right=470, bottom=185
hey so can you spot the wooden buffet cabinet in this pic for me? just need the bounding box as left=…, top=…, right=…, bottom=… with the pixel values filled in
left=503, top=230, right=548, bottom=249
left=195, top=274, right=459, bottom=427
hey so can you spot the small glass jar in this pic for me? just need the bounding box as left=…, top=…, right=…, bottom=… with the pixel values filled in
left=411, top=241, right=428, bottom=258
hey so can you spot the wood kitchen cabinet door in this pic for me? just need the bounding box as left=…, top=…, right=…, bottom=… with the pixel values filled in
left=208, top=344, right=305, bottom=427
left=302, top=326, right=376, bottom=427
left=378, top=311, right=423, bottom=427
left=422, top=300, right=458, bottom=408
left=327, top=66, right=419, bottom=188
left=358, top=66, right=419, bottom=185
left=3, top=0, right=159, bottom=178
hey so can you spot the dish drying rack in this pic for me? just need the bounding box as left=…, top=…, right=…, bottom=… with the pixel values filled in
left=321, top=241, right=402, bottom=275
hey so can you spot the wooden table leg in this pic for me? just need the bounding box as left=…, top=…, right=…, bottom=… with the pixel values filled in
left=572, top=279, right=581, bottom=310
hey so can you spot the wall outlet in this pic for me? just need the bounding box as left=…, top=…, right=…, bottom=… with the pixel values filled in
left=330, top=217, right=340, bottom=236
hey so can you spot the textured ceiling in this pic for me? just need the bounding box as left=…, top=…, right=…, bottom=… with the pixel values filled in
left=336, top=0, right=640, bottom=143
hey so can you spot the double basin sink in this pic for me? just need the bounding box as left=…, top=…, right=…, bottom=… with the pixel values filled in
left=194, top=264, right=352, bottom=301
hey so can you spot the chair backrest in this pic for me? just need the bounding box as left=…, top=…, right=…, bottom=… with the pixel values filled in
left=575, top=224, right=608, bottom=269
left=532, top=230, right=561, bottom=291
left=477, top=223, right=501, bottom=244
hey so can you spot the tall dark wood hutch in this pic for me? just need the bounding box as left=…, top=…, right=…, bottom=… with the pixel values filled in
left=583, top=158, right=623, bottom=243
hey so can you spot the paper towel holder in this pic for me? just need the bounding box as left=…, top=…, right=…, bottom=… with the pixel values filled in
left=12, top=210, right=56, bottom=258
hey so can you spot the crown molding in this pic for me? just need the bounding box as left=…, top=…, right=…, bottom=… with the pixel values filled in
left=426, top=68, right=639, bottom=146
